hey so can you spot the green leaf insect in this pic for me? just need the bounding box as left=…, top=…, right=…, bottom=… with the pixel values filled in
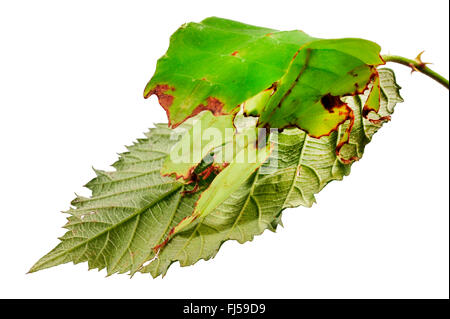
left=143, top=17, right=388, bottom=246
left=30, top=17, right=448, bottom=277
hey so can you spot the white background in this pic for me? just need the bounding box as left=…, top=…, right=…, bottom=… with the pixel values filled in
left=0, top=0, right=448, bottom=299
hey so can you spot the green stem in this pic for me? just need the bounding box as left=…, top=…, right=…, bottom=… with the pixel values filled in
left=382, top=54, right=449, bottom=89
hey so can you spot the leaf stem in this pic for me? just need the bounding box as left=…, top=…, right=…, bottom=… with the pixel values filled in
left=382, top=54, right=449, bottom=89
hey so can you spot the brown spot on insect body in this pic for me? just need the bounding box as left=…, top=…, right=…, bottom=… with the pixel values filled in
left=348, top=70, right=359, bottom=77
left=265, top=82, right=278, bottom=93
left=231, top=51, right=239, bottom=56
left=321, top=93, right=346, bottom=113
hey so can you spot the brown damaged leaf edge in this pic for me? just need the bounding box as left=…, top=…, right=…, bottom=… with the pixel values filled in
left=162, top=166, right=197, bottom=183
left=145, top=84, right=230, bottom=129
left=330, top=68, right=390, bottom=163
left=188, top=97, right=227, bottom=124
left=144, top=84, right=176, bottom=126
left=361, top=69, right=392, bottom=125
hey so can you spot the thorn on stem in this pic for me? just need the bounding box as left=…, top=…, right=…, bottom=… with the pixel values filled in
left=414, top=51, right=432, bottom=69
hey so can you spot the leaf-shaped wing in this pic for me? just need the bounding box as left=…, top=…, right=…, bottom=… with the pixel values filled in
left=256, top=39, right=384, bottom=135
left=144, top=17, right=384, bottom=140
left=144, top=17, right=318, bottom=127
